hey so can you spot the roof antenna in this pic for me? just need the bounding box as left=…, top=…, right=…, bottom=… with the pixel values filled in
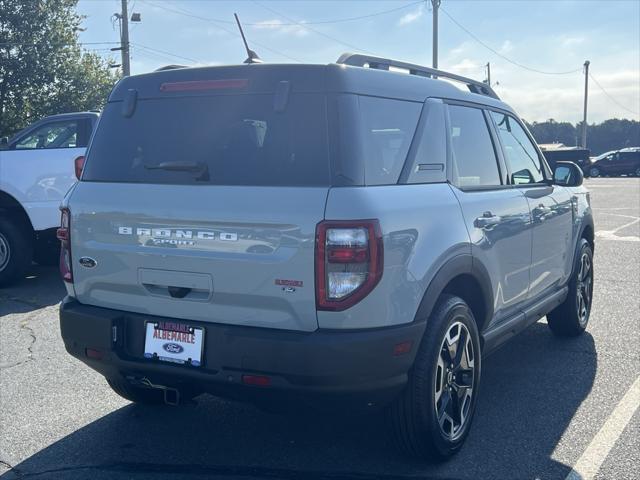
left=234, top=13, right=262, bottom=64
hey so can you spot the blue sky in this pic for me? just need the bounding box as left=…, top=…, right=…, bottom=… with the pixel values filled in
left=77, top=0, right=640, bottom=123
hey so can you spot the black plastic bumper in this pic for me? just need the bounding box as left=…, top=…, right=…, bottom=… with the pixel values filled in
left=59, top=297, right=426, bottom=411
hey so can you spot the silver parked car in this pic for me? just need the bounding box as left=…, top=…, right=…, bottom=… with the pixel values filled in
left=58, top=54, right=594, bottom=461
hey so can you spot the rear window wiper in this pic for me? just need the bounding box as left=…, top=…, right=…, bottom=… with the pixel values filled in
left=144, top=161, right=210, bottom=181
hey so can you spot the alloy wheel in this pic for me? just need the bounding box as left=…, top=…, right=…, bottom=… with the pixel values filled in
left=590, top=167, right=600, bottom=177
left=576, top=251, right=593, bottom=326
left=0, top=233, right=10, bottom=272
left=434, top=321, right=475, bottom=441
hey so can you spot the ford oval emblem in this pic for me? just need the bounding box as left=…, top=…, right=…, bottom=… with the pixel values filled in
left=78, top=257, right=97, bottom=268
left=163, top=343, right=184, bottom=354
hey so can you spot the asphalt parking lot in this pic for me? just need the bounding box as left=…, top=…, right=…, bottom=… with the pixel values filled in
left=1, top=178, right=638, bottom=480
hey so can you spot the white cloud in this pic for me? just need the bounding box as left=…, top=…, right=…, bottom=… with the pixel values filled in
left=561, top=36, right=586, bottom=48
left=398, top=5, right=424, bottom=26
left=251, top=19, right=308, bottom=37
left=500, top=40, right=514, bottom=54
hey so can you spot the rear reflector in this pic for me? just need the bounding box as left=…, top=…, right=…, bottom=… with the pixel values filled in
left=242, top=375, right=271, bottom=387
left=85, top=348, right=103, bottom=360
left=393, top=341, right=413, bottom=356
left=160, top=79, right=248, bottom=92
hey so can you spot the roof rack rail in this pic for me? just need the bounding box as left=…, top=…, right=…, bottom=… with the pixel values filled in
left=336, top=53, right=500, bottom=100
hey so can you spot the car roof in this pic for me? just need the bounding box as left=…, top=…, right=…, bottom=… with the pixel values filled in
left=109, top=62, right=516, bottom=115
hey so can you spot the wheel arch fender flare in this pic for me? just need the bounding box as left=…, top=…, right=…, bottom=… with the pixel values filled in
left=0, top=189, right=34, bottom=232
left=413, top=254, right=494, bottom=332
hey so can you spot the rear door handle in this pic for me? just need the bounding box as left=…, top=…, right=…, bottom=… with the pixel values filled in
left=474, top=212, right=501, bottom=229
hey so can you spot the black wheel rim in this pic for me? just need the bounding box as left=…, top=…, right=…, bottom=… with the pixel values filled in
left=434, top=321, right=475, bottom=441
left=576, top=251, right=593, bottom=326
left=0, top=233, right=10, bottom=272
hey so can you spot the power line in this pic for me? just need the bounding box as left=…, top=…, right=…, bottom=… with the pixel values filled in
left=589, top=73, right=639, bottom=116
left=133, top=43, right=202, bottom=64
left=143, top=0, right=303, bottom=63
left=440, top=7, right=582, bottom=76
left=252, top=1, right=377, bottom=55
left=140, top=0, right=422, bottom=26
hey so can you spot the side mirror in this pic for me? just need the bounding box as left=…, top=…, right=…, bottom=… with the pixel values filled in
left=554, top=161, right=583, bottom=187
left=512, top=169, right=534, bottom=185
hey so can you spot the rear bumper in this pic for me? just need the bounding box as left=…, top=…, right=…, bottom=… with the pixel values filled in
left=59, top=297, right=426, bottom=411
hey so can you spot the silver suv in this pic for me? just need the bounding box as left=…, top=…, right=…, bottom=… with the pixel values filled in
left=58, top=54, right=594, bottom=461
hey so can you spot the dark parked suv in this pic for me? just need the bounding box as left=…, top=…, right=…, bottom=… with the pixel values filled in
left=58, top=54, right=595, bottom=461
left=589, top=148, right=640, bottom=177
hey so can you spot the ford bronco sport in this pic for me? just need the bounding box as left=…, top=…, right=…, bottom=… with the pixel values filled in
left=58, top=54, right=594, bottom=460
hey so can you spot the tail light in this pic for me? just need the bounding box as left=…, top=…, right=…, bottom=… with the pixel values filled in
left=56, top=208, right=73, bottom=283
left=315, top=220, right=383, bottom=311
left=74, top=155, right=85, bottom=180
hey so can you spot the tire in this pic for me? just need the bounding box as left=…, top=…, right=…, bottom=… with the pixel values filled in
left=589, top=167, right=600, bottom=177
left=547, top=239, right=594, bottom=337
left=106, top=376, right=166, bottom=405
left=635, top=167, right=640, bottom=177
left=387, top=295, right=481, bottom=461
left=0, top=217, right=33, bottom=287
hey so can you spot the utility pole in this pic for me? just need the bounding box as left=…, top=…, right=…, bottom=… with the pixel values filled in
left=485, top=62, right=491, bottom=86
left=120, top=0, right=130, bottom=77
left=431, top=0, right=441, bottom=69
left=582, top=60, right=590, bottom=148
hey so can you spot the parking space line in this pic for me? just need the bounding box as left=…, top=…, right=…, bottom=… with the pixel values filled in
left=565, top=376, right=640, bottom=480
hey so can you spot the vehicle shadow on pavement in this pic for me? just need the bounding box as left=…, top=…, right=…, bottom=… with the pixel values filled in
left=1, top=323, right=596, bottom=480
left=0, top=266, right=65, bottom=315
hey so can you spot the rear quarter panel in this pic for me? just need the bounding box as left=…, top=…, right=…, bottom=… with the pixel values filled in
left=320, top=184, right=470, bottom=329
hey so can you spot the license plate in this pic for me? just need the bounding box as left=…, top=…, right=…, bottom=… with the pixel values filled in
left=144, top=321, right=204, bottom=367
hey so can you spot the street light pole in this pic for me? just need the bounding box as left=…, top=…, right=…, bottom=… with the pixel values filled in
left=582, top=60, right=590, bottom=148
left=120, top=0, right=131, bottom=77
left=431, top=0, right=441, bottom=69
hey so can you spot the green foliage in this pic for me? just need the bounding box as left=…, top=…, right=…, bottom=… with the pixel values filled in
left=0, top=0, right=118, bottom=138
left=526, top=118, right=639, bottom=155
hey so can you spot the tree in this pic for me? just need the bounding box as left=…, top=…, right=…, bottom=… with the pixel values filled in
left=0, top=0, right=118, bottom=138
left=526, top=118, right=639, bottom=155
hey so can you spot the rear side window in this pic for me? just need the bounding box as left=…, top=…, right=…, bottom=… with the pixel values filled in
left=83, top=94, right=330, bottom=186
left=358, top=96, right=421, bottom=185
left=490, top=111, right=544, bottom=184
left=14, top=120, right=78, bottom=150
left=447, top=105, right=501, bottom=187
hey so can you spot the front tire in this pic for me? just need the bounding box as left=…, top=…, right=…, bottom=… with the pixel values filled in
left=547, top=239, right=594, bottom=337
left=589, top=167, right=600, bottom=177
left=387, top=295, right=481, bottom=461
left=0, top=217, right=33, bottom=287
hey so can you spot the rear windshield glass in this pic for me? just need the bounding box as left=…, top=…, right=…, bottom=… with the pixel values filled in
left=83, top=93, right=330, bottom=186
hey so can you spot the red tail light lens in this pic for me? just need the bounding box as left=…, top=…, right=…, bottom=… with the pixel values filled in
left=74, top=155, right=85, bottom=180
left=315, top=220, right=383, bottom=311
left=57, top=208, right=73, bottom=283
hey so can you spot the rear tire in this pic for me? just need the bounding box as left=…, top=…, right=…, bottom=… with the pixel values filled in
left=0, top=217, right=33, bottom=287
left=547, top=239, right=593, bottom=337
left=387, top=295, right=481, bottom=461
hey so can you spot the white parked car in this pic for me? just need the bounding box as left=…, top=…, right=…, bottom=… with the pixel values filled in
left=0, top=112, right=99, bottom=286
